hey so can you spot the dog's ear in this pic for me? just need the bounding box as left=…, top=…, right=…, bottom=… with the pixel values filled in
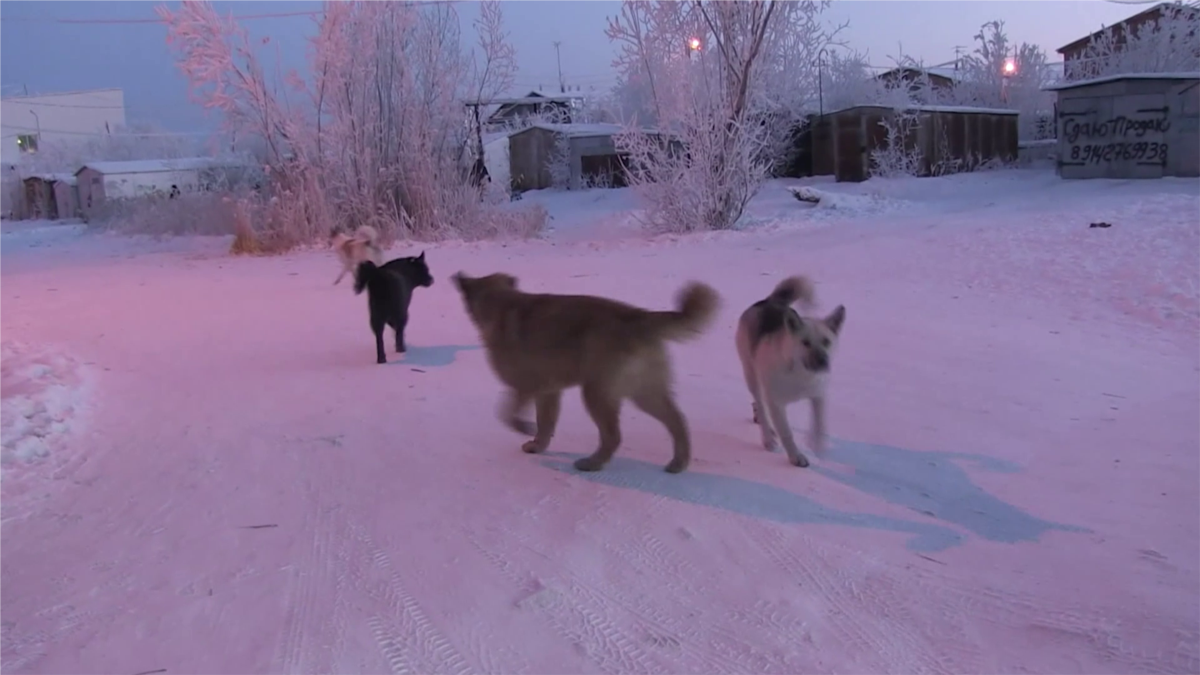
left=418, top=250, right=425, bottom=262
left=451, top=272, right=469, bottom=293
left=823, top=305, right=846, bottom=335
left=498, top=273, right=518, bottom=289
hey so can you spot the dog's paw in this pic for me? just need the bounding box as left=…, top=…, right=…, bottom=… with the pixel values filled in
left=751, top=403, right=761, bottom=425
left=521, top=439, right=546, bottom=454
left=376, top=356, right=387, bottom=364
left=761, top=431, right=778, bottom=452
left=664, top=457, right=688, bottom=474
left=787, top=451, right=811, bottom=468
left=573, top=456, right=606, bottom=472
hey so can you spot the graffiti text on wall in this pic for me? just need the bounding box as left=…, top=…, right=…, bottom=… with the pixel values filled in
left=1069, top=141, right=1168, bottom=165
left=1061, top=106, right=1170, bottom=167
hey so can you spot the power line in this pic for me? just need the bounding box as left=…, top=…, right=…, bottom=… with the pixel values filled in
left=1, top=99, right=125, bottom=109
left=1, top=2, right=457, bottom=25
left=0, top=124, right=213, bottom=138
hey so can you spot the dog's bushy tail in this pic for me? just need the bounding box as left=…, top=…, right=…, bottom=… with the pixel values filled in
left=766, top=276, right=816, bottom=309
left=646, top=281, right=721, bottom=343
left=353, top=261, right=377, bottom=295
left=354, top=225, right=379, bottom=246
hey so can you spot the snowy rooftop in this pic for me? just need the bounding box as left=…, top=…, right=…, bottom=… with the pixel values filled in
left=75, top=157, right=248, bottom=176
left=26, top=173, right=76, bottom=185
left=1044, top=71, right=1200, bottom=91
left=875, top=65, right=963, bottom=82
left=824, top=103, right=1019, bottom=116
left=529, top=123, right=625, bottom=138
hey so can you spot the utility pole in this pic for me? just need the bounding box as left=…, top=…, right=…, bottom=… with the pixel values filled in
left=953, top=45, right=966, bottom=71
left=553, top=41, right=565, bottom=93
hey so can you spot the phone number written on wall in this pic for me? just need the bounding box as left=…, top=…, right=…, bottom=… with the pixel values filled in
left=1069, top=141, right=1168, bottom=165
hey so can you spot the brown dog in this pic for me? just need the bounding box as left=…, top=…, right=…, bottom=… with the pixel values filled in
left=452, top=272, right=720, bottom=473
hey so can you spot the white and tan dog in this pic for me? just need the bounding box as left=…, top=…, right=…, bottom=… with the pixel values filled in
left=735, top=276, right=846, bottom=467
left=330, top=225, right=383, bottom=285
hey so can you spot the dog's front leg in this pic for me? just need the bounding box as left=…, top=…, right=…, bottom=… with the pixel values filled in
left=765, top=400, right=809, bottom=468
left=809, top=396, right=828, bottom=455
left=499, top=389, right=535, bottom=436
left=756, top=384, right=779, bottom=452
left=522, top=391, right=562, bottom=454
left=334, top=268, right=347, bottom=285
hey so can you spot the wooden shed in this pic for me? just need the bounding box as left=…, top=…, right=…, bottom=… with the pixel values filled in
left=803, top=105, right=1020, bottom=182
left=20, top=174, right=79, bottom=220
left=508, top=123, right=631, bottom=192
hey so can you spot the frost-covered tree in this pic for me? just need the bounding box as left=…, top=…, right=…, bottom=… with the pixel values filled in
left=605, top=0, right=845, bottom=233
left=159, top=0, right=544, bottom=248
left=942, top=20, right=1056, bottom=140
left=1070, top=2, right=1200, bottom=80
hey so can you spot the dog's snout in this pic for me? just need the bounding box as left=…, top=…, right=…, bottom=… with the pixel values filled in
left=807, top=350, right=829, bottom=372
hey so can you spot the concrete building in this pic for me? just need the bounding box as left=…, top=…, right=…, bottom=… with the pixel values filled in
left=507, top=123, right=630, bottom=192
left=1057, top=2, right=1200, bottom=80
left=75, top=157, right=247, bottom=220
left=1047, top=73, right=1199, bottom=179
left=1, top=88, right=126, bottom=164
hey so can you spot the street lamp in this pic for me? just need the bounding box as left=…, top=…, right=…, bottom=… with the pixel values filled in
left=817, top=47, right=829, bottom=117
left=28, top=110, right=41, bottom=152
left=1001, top=56, right=1016, bottom=103
left=688, top=37, right=702, bottom=51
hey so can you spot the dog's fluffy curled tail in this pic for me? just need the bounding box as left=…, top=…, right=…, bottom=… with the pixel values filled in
left=354, top=225, right=379, bottom=246
left=647, top=281, right=721, bottom=343
left=353, top=261, right=377, bottom=295
left=766, top=275, right=816, bottom=309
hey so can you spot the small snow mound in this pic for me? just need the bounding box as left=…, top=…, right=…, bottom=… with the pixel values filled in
left=1, top=341, right=92, bottom=470
left=789, top=186, right=898, bottom=215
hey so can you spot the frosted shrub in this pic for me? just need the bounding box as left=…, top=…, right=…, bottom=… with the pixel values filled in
left=159, top=0, right=544, bottom=254
left=606, top=0, right=846, bottom=233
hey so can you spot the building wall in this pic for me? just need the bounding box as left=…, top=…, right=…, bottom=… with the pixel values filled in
left=1056, top=77, right=1200, bottom=179
left=483, top=136, right=511, bottom=190
left=1, top=163, right=21, bottom=219
left=1, top=89, right=126, bottom=164
left=508, top=127, right=556, bottom=191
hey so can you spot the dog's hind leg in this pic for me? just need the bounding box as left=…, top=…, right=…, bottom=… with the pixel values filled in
left=765, top=399, right=808, bottom=467
left=741, top=359, right=764, bottom=425
left=631, top=386, right=691, bottom=474
left=334, top=270, right=345, bottom=285
left=522, top=391, right=562, bottom=454
left=499, top=389, right=535, bottom=436
left=392, top=312, right=408, bottom=353
left=574, top=383, right=623, bottom=472
left=808, top=396, right=827, bottom=455
left=371, top=317, right=388, bottom=364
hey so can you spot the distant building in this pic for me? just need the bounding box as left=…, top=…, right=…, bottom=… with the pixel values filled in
left=74, top=157, right=249, bottom=221
left=485, top=90, right=584, bottom=129
left=1057, top=2, right=1200, bottom=80
left=874, top=66, right=960, bottom=94
left=0, top=88, right=126, bottom=164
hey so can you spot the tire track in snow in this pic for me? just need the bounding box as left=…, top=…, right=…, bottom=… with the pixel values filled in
left=587, top=528, right=799, bottom=673
left=923, top=577, right=1200, bottom=674
left=744, top=523, right=953, bottom=674
left=465, top=526, right=668, bottom=675
left=274, top=475, right=340, bottom=675
left=346, top=523, right=475, bottom=675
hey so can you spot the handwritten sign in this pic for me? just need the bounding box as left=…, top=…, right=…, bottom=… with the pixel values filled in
left=1061, top=106, right=1170, bottom=168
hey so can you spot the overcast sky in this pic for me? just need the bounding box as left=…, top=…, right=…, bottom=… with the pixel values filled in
left=1, top=1, right=1141, bottom=132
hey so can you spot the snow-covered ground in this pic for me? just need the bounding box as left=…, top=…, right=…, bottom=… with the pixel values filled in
left=2, top=168, right=1197, bottom=674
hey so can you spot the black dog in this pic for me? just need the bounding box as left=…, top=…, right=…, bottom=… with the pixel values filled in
left=353, top=252, right=434, bottom=364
